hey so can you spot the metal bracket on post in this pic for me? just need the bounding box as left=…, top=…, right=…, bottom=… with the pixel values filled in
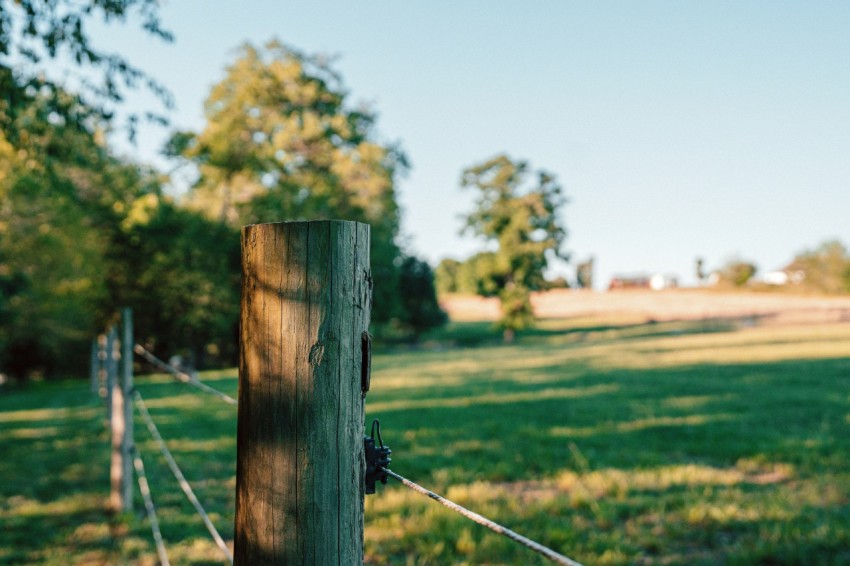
left=364, top=419, right=391, bottom=495
left=361, top=331, right=371, bottom=398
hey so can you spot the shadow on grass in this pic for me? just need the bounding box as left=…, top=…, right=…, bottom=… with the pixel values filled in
left=394, top=317, right=746, bottom=350
left=3, top=317, right=849, bottom=564
left=0, top=376, right=240, bottom=565
left=364, top=344, right=850, bottom=564
left=367, top=355, right=850, bottom=481
left=0, top=382, right=121, bottom=564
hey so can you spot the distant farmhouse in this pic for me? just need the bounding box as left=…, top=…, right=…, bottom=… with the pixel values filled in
left=608, top=273, right=679, bottom=291
left=759, top=268, right=806, bottom=286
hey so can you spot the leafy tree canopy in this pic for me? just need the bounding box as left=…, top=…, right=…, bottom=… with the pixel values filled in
left=172, top=41, right=406, bottom=229
left=787, top=240, right=850, bottom=294
left=1, top=0, right=173, bottom=135
left=716, top=258, right=758, bottom=288
left=172, top=40, right=414, bottom=329
left=461, top=154, right=567, bottom=339
left=397, top=256, right=446, bottom=339
left=109, top=196, right=241, bottom=368
left=0, top=73, right=161, bottom=378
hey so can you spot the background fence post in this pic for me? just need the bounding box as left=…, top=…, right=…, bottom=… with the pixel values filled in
left=97, top=334, right=108, bottom=399
left=234, top=220, right=371, bottom=564
left=105, top=326, right=117, bottom=423
left=109, top=309, right=134, bottom=513
left=90, top=339, right=99, bottom=395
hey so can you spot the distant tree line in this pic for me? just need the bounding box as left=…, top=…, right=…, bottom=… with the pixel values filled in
left=0, top=11, right=444, bottom=381
left=784, top=240, right=850, bottom=294
left=707, top=240, right=850, bottom=292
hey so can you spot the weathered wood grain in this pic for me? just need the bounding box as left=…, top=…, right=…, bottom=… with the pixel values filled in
left=235, top=220, right=370, bottom=565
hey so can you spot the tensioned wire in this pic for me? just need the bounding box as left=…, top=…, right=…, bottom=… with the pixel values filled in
left=131, top=342, right=579, bottom=564
left=133, top=390, right=234, bottom=564
left=134, top=344, right=237, bottom=406
left=382, top=467, right=584, bottom=566
left=132, top=444, right=170, bottom=566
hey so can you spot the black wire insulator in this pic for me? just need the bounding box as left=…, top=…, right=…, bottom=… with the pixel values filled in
left=364, top=419, right=391, bottom=494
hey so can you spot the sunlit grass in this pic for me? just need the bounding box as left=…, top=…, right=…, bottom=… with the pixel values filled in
left=363, top=318, right=850, bottom=564
left=2, top=316, right=850, bottom=564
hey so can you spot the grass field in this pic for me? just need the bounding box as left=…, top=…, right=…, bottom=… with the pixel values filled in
left=2, top=311, right=850, bottom=564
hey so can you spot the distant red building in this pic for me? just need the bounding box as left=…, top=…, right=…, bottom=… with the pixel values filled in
left=608, top=275, right=651, bottom=291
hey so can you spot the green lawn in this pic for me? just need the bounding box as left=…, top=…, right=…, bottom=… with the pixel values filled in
left=2, top=318, right=850, bottom=564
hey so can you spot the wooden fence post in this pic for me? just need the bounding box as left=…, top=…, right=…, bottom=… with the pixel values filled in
left=97, top=334, right=108, bottom=399
left=235, top=220, right=371, bottom=564
left=109, top=309, right=134, bottom=513
left=90, top=338, right=99, bottom=394
left=105, top=326, right=117, bottom=423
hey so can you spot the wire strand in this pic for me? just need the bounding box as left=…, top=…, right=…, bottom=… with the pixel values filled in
left=132, top=445, right=171, bottom=566
left=133, top=391, right=234, bottom=564
left=382, top=468, right=584, bottom=566
left=134, top=344, right=237, bottom=406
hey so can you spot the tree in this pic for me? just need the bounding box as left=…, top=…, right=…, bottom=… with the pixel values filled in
left=717, top=259, right=757, bottom=288
left=1, top=0, right=173, bottom=135
left=461, top=154, right=567, bottom=341
left=1, top=0, right=172, bottom=378
left=0, top=74, right=155, bottom=379
left=787, top=240, right=850, bottom=294
left=435, top=258, right=463, bottom=295
left=0, top=71, right=240, bottom=379
left=695, top=257, right=706, bottom=284
left=397, top=256, right=447, bottom=340
left=435, top=253, right=505, bottom=296
left=108, top=197, right=241, bottom=368
left=171, top=40, right=411, bottom=329
left=576, top=257, right=594, bottom=289
left=0, top=1, right=248, bottom=380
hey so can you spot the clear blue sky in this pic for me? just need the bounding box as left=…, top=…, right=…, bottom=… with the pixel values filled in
left=92, top=1, right=850, bottom=288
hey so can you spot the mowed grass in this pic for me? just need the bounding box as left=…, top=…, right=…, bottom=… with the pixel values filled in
left=2, top=317, right=850, bottom=564
left=0, top=370, right=240, bottom=566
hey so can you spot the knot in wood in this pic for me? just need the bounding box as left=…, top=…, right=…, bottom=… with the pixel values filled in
left=308, top=341, right=324, bottom=367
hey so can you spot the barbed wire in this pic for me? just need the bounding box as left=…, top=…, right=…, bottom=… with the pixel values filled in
left=133, top=344, right=237, bottom=406
left=133, top=390, right=234, bottom=564
left=382, top=468, right=584, bottom=566
left=132, top=445, right=170, bottom=566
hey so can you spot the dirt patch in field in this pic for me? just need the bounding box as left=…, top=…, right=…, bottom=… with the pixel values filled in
left=441, top=289, right=850, bottom=325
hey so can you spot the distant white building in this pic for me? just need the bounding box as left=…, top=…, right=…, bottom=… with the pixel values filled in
left=650, top=273, right=679, bottom=290
left=762, top=271, right=789, bottom=285
left=761, top=269, right=806, bottom=286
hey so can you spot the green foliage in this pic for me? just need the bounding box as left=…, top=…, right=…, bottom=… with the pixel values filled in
left=172, top=40, right=414, bottom=329
left=435, top=253, right=509, bottom=297
left=787, top=240, right=850, bottom=294
left=435, top=254, right=495, bottom=296
left=396, top=256, right=447, bottom=339
left=0, top=71, right=146, bottom=378
left=576, top=257, right=594, bottom=289
left=0, top=71, right=239, bottom=378
left=1, top=35, right=442, bottom=378
left=0, top=0, right=173, bottom=134
left=176, top=41, right=406, bottom=229
left=107, top=197, right=241, bottom=367
left=434, top=258, right=462, bottom=294
left=460, top=154, right=567, bottom=336
left=717, top=259, right=757, bottom=287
